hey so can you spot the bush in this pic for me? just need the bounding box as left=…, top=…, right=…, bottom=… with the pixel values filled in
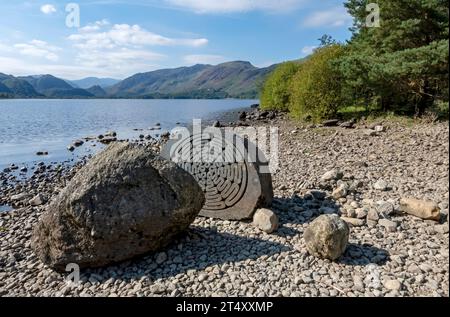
left=289, top=45, right=347, bottom=122
left=260, top=62, right=301, bottom=111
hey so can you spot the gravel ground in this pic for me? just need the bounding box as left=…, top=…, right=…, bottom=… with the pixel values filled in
left=0, top=115, right=448, bottom=297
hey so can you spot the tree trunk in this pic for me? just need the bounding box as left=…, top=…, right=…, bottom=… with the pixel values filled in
left=417, top=79, right=434, bottom=116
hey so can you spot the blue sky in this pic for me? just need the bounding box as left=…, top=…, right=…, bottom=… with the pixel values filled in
left=0, top=0, right=352, bottom=80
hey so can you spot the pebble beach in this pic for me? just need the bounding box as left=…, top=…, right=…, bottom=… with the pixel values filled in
left=0, top=110, right=448, bottom=297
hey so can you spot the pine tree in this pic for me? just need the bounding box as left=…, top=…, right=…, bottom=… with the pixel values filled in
left=340, top=0, right=449, bottom=114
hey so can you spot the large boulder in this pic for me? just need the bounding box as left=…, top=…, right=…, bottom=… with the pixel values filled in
left=304, top=214, right=350, bottom=260
left=31, top=142, right=205, bottom=271
left=161, top=129, right=273, bottom=220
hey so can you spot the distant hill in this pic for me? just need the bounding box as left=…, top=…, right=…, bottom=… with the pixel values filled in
left=19, top=75, right=73, bottom=92
left=0, top=75, right=42, bottom=98
left=86, top=85, right=107, bottom=98
left=0, top=81, right=12, bottom=94
left=16, top=74, right=96, bottom=98
left=107, top=61, right=277, bottom=99
left=69, top=77, right=120, bottom=89
left=43, top=88, right=95, bottom=98
left=1, top=61, right=279, bottom=99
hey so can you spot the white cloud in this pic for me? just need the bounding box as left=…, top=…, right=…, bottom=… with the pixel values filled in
left=79, top=19, right=110, bottom=33
left=0, top=55, right=158, bottom=79
left=14, top=40, right=61, bottom=61
left=65, top=22, right=186, bottom=77
left=183, top=54, right=227, bottom=65
left=76, top=48, right=165, bottom=68
left=69, top=23, right=208, bottom=49
left=301, top=45, right=317, bottom=56
left=165, top=0, right=305, bottom=13
left=303, top=7, right=352, bottom=27
left=40, top=4, right=57, bottom=15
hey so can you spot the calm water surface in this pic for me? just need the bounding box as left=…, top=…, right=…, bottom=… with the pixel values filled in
left=0, top=99, right=256, bottom=170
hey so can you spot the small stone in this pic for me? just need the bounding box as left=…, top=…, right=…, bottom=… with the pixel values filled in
left=374, top=125, right=385, bottom=132
left=322, top=119, right=339, bottom=127
left=346, top=208, right=356, bottom=218
left=308, top=190, right=327, bottom=200
left=378, top=219, right=397, bottom=232
left=253, top=208, right=279, bottom=233
left=341, top=217, right=365, bottom=227
left=332, top=185, right=347, bottom=200
left=384, top=279, right=402, bottom=291
left=29, top=194, right=46, bottom=206
left=319, top=206, right=337, bottom=215
left=373, top=179, right=388, bottom=191
left=356, top=209, right=368, bottom=219
left=11, top=193, right=29, bottom=201
left=376, top=201, right=395, bottom=216
left=155, top=252, right=167, bottom=265
left=434, top=224, right=449, bottom=234
left=198, top=274, right=207, bottom=282
left=321, top=169, right=343, bottom=182
left=367, top=209, right=379, bottom=222
left=73, top=140, right=84, bottom=147
left=363, top=129, right=377, bottom=136
left=304, top=214, right=349, bottom=260
left=399, top=198, right=440, bottom=221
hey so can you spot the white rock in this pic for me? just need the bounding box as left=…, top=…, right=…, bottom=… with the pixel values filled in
left=374, top=125, right=385, bottom=132
left=384, top=279, right=402, bottom=291
left=373, top=179, right=388, bottom=191
left=10, top=193, right=29, bottom=201
left=321, top=169, right=343, bottom=182
left=253, top=208, right=279, bottom=233
left=341, top=217, right=365, bottom=227
left=379, top=219, right=397, bottom=232
left=29, top=194, right=45, bottom=206
left=367, top=209, right=379, bottom=222
left=332, top=185, right=347, bottom=200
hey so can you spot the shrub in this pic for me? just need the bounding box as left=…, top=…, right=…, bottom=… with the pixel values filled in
left=260, top=62, right=301, bottom=111
left=289, top=45, right=347, bottom=122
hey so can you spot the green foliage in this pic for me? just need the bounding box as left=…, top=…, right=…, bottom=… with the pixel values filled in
left=338, top=0, right=449, bottom=115
left=260, top=62, right=301, bottom=111
left=289, top=45, right=348, bottom=121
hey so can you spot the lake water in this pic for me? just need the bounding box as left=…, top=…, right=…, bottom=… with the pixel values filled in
left=0, top=99, right=257, bottom=170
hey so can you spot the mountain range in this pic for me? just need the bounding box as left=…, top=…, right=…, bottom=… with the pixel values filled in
left=0, top=61, right=277, bottom=99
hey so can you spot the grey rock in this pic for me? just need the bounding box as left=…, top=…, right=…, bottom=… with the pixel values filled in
left=332, top=185, right=347, bottom=200
left=304, top=214, right=350, bottom=260
left=29, top=194, right=46, bottom=206
left=31, top=142, right=205, bottom=271
left=362, top=129, right=377, bottom=136
left=322, top=119, right=339, bottom=127
left=367, top=209, right=379, bottom=222
left=11, top=193, right=30, bottom=202
left=399, top=198, right=441, bottom=221
left=253, top=208, right=279, bottom=233
left=341, top=217, right=365, bottom=227
left=155, top=252, right=168, bottom=265
left=374, top=125, right=385, bottom=133
left=373, top=179, right=388, bottom=191
left=376, top=201, right=395, bottom=216
left=384, top=279, right=402, bottom=291
left=378, top=219, right=397, bottom=232
left=321, top=169, right=343, bottom=182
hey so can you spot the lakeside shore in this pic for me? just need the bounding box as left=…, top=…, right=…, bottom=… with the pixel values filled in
left=0, top=108, right=448, bottom=297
